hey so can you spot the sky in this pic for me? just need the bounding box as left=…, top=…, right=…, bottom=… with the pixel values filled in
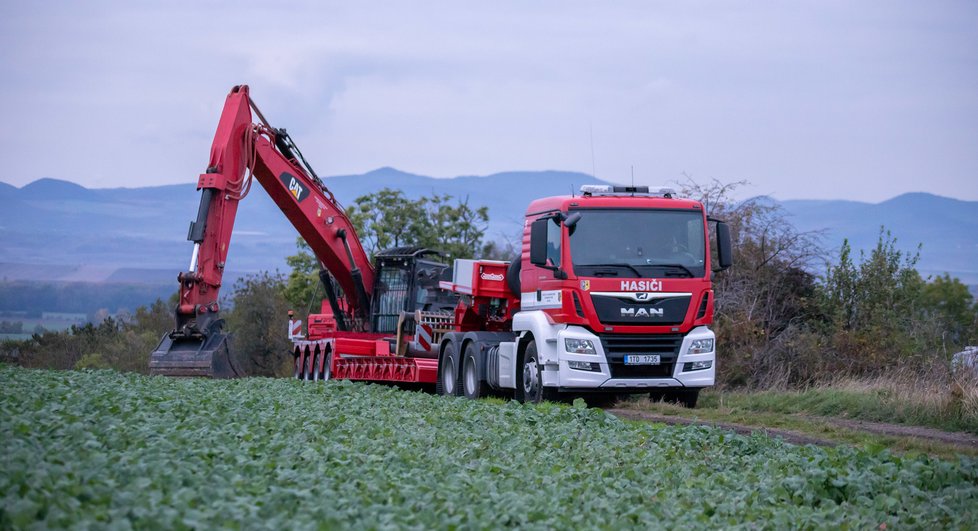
left=1, top=1, right=976, bottom=202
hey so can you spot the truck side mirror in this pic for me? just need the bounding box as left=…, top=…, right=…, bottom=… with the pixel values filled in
left=715, top=221, right=733, bottom=270
left=529, top=218, right=549, bottom=267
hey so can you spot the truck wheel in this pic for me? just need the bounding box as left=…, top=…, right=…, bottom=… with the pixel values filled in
left=674, top=389, right=699, bottom=408
left=462, top=342, right=489, bottom=399
left=322, top=350, right=333, bottom=381
left=516, top=340, right=556, bottom=404
left=437, top=342, right=462, bottom=396
left=651, top=389, right=700, bottom=408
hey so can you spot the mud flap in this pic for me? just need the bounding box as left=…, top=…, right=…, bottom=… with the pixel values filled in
left=149, top=323, right=239, bottom=378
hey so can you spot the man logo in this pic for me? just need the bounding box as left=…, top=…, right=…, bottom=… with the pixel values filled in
left=621, top=308, right=664, bottom=318
left=279, top=172, right=310, bottom=203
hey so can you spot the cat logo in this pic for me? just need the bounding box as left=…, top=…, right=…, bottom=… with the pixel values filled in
left=279, top=172, right=310, bottom=203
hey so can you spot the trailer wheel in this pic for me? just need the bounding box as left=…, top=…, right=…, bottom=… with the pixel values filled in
left=516, top=340, right=556, bottom=404
left=322, top=350, right=333, bottom=381
left=296, top=347, right=310, bottom=380
left=303, top=351, right=312, bottom=381
left=437, top=342, right=462, bottom=396
left=462, top=342, right=489, bottom=399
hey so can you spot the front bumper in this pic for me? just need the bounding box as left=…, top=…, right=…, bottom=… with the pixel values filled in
left=546, top=325, right=716, bottom=390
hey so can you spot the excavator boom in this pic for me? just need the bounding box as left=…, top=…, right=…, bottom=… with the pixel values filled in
left=150, top=85, right=374, bottom=377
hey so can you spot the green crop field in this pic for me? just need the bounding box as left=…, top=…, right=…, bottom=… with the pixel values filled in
left=2, top=366, right=977, bottom=529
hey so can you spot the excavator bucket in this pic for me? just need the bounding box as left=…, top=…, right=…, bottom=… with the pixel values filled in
left=149, top=329, right=238, bottom=378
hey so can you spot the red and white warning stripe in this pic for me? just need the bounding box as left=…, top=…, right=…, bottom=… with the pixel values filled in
left=288, top=319, right=303, bottom=340
left=416, top=323, right=433, bottom=351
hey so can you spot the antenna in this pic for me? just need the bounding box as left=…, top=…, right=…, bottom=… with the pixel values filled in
left=631, top=166, right=635, bottom=187
left=589, top=122, right=597, bottom=179
left=570, top=184, right=575, bottom=198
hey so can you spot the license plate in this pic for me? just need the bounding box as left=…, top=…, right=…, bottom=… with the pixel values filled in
left=624, top=354, right=661, bottom=365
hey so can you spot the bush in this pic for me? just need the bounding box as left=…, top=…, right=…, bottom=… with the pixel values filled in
left=223, top=272, right=293, bottom=377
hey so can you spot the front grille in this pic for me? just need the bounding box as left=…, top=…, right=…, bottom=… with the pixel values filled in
left=599, top=333, right=683, bottom=378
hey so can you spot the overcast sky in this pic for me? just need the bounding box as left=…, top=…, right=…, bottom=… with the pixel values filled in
left=1, top=1, right=976, bottom=202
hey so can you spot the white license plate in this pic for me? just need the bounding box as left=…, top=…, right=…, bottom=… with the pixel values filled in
left=624, top=354, right=661, bottom=365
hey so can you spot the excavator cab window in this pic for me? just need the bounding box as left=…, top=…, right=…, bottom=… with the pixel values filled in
left=370, top=249, right=455, bottom=334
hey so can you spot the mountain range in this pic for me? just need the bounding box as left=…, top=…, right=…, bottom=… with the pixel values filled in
left=1, top=168, right=976, bottom=286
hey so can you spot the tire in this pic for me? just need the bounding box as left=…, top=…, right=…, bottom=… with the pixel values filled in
left=506, top=258, right=521, bottom=297
left=310, top=350, right=319, bottom=381
left=516, top=340, right=557, bottom=404
left=462, top=342, right=490, bottom=400
left=651, top=388, right=700, bottom=408
left=293, top=350, right=302, bottom=380
left=322, top=350, right=333, bottom=381
left=437, top=342, right=462, bottom=396
left=297, top=348, right=311, bottom=381
left=583, top=394, right=619, bottom=408
left=304, top=351, right=314, bottom=381
left=674, top=389, right=699, bottom=408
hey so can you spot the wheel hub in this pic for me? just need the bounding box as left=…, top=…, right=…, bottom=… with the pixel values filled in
left=522, top=358, right=539, bottom=395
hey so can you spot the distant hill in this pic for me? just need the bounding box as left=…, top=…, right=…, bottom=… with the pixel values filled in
left=777, top=193, right=978, bottom=283
left=0, top=169, right=608, bottom=284
left=1, top=170, right=975, bottom=285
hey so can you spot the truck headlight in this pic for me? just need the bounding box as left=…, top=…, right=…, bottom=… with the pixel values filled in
left=564, top=338, right=596, bottom=354
left=568, top=360, right=600, bottom=371
left=688, top=338, right=714, bottom=354
left=683, top=361, right=713, bottom=372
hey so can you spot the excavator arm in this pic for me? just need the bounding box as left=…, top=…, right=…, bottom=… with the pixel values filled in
left=150, top=85, right=374, bottom=377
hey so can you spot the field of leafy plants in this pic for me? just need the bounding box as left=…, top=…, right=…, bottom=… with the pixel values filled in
left=2, top=365, right=977, bottom=529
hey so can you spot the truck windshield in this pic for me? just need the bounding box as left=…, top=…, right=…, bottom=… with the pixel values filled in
left=568, top=209, right=706, bottom=278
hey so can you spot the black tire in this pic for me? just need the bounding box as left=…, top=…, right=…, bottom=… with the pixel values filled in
left=516, top=340, right=557, bottom=404
left=322, top=349, right=333, bottom=381
left=674, top=389, right=699, bottom=408
left=293, top=350, right=302, bottom=380
left=437, top=342, right=462, bottom=396
left=305, top=351, right=314, bottom=381
left=506, top=258, right=521, bottom=297
left=462, top=342, right=490, bottom=400
left=651, top=388, right=700, bottom=408
left=583, top=394, right=619, bottom=408
left=298, top=349, right=311, bottom=381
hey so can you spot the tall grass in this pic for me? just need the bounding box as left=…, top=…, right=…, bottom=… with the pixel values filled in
left=702, top=371, right=978, bottom=434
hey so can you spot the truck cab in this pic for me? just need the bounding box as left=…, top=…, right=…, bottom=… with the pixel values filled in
left=509, top=185, right=732, bottom=404
left=435, top=185, right=732, bottom=406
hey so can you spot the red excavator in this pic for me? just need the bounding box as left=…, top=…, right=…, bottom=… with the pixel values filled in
left=150, top=84, right=394, bottom=377
left=151, top=85, right=732, bottom=406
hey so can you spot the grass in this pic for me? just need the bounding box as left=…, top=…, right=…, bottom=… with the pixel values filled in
left=702, top=376, right=978, bottom=435
left=617, top=375, right=978, bottom=459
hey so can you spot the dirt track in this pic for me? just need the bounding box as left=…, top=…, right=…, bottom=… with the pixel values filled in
left=606, top=408, right=978, bottom=452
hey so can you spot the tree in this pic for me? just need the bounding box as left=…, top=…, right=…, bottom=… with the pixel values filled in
left=423, top=194, right=490, bottom=260
left=679, top=177, right=823, bottom=386
left=346, top=188, right=489, bottom=261
left=283, top=237, right=321, bottom=316
left=346, top=189, right=432, bottom=257
left=819, top=228, right=928, bottom=368
left=224, top=272, right=293, bottom=377
left=921, top=273, right=978, bottom=347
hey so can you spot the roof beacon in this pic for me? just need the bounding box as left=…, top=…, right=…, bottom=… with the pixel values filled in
left=579, top=185, right=677, bottom=198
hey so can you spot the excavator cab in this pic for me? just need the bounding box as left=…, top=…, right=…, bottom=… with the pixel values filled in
left=370, top=247, right=455, bottom=334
